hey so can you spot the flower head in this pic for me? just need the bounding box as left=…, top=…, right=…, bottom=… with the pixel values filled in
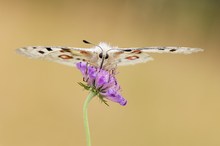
left=76, top=62, right=127, bottom=106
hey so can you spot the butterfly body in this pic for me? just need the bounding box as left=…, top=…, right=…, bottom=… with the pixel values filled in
left=17, top=41, right=203, bottom=70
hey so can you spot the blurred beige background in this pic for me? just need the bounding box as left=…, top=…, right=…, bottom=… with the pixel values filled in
left=0, top=0, right=219, bottom=146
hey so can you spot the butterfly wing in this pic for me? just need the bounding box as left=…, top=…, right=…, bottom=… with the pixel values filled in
left=16, top=46, right=98, bottom=67
left=108, top=46, right=203, bottom=66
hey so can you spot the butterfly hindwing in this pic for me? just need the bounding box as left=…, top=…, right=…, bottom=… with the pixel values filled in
left=107, top=49, right=153, bottom=66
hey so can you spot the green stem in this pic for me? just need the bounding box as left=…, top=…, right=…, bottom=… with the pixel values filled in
left=83, top=91, right=96, bottom=146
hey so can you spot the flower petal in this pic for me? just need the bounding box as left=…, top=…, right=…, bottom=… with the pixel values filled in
left=77, top=62, right=126, bottom=106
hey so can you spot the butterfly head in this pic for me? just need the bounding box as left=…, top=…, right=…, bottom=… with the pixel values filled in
left=83, top=40, right=118, bottom=70
left=97, top=42, right=112, bottom=59
left=94, top=42, right=112, bottom=69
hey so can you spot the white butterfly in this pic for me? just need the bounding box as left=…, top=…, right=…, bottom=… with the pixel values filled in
left=16, top=40, right=203, bottom=70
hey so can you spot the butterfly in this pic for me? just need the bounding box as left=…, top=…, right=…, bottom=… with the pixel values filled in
left=16, top=40, right=203, bottom=70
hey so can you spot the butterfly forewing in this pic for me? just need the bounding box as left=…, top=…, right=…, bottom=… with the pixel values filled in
left=107, top=46, right=203, bottom=66
left=17, top=46, right=97, bottom=67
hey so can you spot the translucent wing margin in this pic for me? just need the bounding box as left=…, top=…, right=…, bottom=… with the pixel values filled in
left=137, top=46, right=203, bottom=54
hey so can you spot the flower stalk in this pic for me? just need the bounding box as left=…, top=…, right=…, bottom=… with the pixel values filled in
left=83, top=91, right=97, bottom=146
left=78, top=62, right=127, bottom=146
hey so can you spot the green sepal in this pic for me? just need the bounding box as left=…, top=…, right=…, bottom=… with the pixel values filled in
left=98, top=94, right=109, bottom=106
left=78, top=82, right=109, bottom=106
left=78, top=82, right=91, bottom=90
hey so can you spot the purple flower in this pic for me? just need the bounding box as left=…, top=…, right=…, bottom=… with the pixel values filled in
left=76, top=62, right=127, bottom=106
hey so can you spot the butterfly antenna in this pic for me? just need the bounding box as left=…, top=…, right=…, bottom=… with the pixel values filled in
left=83, top=40, right=103, bottom=52
left=82, top=40, right=91, bottom=44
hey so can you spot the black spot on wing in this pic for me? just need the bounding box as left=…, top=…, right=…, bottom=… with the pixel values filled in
left=170, top=49, right=176, bottom=52
left=123, top=49, right=132, bottom=52
left=158, top=48, right=165, bottom=50
left=38, top=50, right=45, bottom=54
left=46, top=47, right=53, bottom=51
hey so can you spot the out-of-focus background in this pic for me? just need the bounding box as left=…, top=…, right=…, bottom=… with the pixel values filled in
left=0, top=0, right=219, bottom=146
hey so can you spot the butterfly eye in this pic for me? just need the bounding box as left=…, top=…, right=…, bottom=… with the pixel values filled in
left=105, top=54, right=109, bottom=59
left=99, top=53, right=103, bottom=58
